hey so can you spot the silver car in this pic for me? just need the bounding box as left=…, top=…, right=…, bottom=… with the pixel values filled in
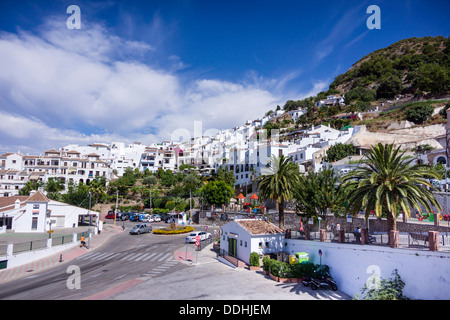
left=129, top=223, right=152, bottom=235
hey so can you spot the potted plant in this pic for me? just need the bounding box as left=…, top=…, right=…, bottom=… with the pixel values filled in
left=269, top=259, right=281, bottom=281
left=262, top=256, right=271, bottom=275
left=249, top=252, right=260, bottom=271
left=278, top=262, right=292, bottom=283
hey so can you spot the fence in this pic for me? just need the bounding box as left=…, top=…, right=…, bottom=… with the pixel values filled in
left=1, top=233, right=82, bottom=257
left=218, top=248, right=239, bottom=267
left=288, top=229, right=450, bottom=252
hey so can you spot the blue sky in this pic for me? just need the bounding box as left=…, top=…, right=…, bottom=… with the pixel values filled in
left=0, top=0, right=448, bottom=154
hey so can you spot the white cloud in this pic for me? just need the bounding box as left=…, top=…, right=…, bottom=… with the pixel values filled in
left=0, top=19, right=320, bottom=155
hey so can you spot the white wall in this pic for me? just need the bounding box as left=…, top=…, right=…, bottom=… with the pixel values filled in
left=285, top=239, right=450, bottom=300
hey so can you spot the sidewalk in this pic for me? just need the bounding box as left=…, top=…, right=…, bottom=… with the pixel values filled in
left=0, top=225, right=123, bottom=284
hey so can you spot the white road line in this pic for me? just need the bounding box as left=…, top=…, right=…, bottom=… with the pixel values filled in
left=91, top=252, right=114, bottom=260
left=134, top=253, right=152, bottom=261
left=80, top=252, right=102, bottom=260
left=104, top=252, right=121, bottom=260
left=157, top=253, right=173, bottom=261
left=152, top=252, right=165, bottom=261
left=142, top=252, right=158, bottom=261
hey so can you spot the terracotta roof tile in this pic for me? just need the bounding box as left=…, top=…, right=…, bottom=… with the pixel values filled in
left=26, top=191, right=49, bottom=203
left=236, top=219, right=283, bottom=235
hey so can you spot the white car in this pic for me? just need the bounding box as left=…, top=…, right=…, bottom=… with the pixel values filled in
left=185, top=231, right=212, bottom=243
left=151, top=215, right=161, bottom=222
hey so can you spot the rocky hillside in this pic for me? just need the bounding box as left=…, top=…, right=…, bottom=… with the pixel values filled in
left=329, top=36, right=450, bottom=99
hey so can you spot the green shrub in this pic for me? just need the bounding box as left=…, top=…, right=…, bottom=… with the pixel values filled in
left=153, top=226, right=194, bottom=235
left=262, top=257, right=271, bottom=271
left=250, top=252, right=260, bottom=267
left=358, top=269, right=406, bottom=300
left=404, top=103, right=434, bottom=124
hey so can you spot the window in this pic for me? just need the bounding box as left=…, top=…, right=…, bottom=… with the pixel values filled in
left=240, top=240, right=242, bottom=246
left=32, top=217, right=38, bottom=230
left=245, top=241, right=247, bottom=248
left=258, top=242, right=262, bottom=249
left=265, top=242, right=270, bottom=248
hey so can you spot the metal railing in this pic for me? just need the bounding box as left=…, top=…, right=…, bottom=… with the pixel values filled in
left=288, top=230, right=450, bottom=252
left=218, top=248, right=239, bottom=267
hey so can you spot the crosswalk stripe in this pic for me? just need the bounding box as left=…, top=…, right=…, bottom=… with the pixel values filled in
left=152, top=252, right=165, bottom=261
left=104, top=252, right=121, bottom=260
left=157, top=252, right=172, bottom=261
left=134, top=253, right=152, bottom=261
left=142, top=252, right=158, bottom=261
left=91, top=252, right=114, bottom=260
left=80, top=252, right=102, bottom=260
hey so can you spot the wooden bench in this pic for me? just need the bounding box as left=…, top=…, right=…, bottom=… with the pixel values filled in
left=409, top=232, right=429, bottom=246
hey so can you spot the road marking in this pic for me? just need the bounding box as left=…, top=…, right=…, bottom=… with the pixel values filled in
left=104, top=253, right=121, bottom=260
left=134, top=253, right=152, bottom=261
left=142, top=252, right=158, bottom=261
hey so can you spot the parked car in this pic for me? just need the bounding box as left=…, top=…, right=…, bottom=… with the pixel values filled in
left=185, top=231, right=212, bottom=243
left=129, top=223, right=152, bottom=235
left=151, top=215, right=161, bottom=222
left=105, top=212, right=116, bottom=219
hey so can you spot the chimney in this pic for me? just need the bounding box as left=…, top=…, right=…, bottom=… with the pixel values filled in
left=15, top=199, right=21, bottom=209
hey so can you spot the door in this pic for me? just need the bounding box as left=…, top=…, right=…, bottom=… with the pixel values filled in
left=228, top=238, right=237, bottom=257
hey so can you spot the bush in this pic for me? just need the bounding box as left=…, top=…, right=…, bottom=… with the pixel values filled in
left=250, top=252, right=260, bottom=267
left=262, top=257, right=272, bottom=272
left=358, top=269, right=406, bottom=300
left=153, top=226, right=194, bottom=235
left=404, top=102, right=434, bottom=124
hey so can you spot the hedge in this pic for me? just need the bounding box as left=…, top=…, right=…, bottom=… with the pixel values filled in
left=153, top=226, right=194, bottom=235
left=250, top=252, right=260, bottom=267
left=263, top=258, right=327, bottom=279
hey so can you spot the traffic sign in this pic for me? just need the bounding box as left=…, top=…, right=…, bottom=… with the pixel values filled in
left=318, top=249, right=322, bottom=256
left=204, top=225, right=208, bottom=231
left=195, top=240, right=200, bottom=246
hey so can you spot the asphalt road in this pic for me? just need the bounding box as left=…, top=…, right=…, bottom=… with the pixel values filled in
left=0, top=224, right=190, bottom=300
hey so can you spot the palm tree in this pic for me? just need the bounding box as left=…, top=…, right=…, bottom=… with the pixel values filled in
left=342, top=143, right=442, bottom=235
left=258, top=155, right=300, bottom=229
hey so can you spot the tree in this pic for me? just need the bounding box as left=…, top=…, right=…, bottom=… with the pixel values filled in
left=294, top=168, right=347, bottom=220
left=212, top=167, right=236, bottom=187
left=323, top=143, right=358, bottom=163
left=142, top=175, right=157, bottom=186
left=376, top=74, right=403, bottom=99
left=201, top=180, right=234, bottom=207
left=44, top=178, right=65, bottom=200
left=257, top=155, right=300, bottom=229
left=341, top=143, right=441, bottom=235
left=404, top=103, right=434, bottom=124
left=19, top=180, right=44, bottom=196
left=87, top=176, right=107, bottom=203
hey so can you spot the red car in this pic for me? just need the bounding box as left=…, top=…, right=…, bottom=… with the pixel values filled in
left=105, top=212, right=116, bottom=219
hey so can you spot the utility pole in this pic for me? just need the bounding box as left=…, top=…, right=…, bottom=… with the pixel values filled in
left=149, top=189, right=152, bottom=214
left=114, top=190, right=118, bottom=229
left=88, top=191, right=92, bottom=249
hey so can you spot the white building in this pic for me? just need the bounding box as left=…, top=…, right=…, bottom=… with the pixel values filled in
left=220, top=219, right=285, bottom=265
left=0, top=190, right=98, bottom=233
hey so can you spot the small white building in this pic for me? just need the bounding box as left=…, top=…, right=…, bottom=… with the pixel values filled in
left=220, top=219, right=285, bottom=265
left=0, top=190, right=98, bottom=233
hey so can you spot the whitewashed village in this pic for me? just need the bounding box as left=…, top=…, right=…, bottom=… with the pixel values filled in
left=1, top=32, right=450, bottom=301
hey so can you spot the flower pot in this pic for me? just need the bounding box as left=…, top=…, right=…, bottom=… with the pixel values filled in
left=278, top=277, right=289, bottom=283
left=263, top=270, right=269, bottom=275
left=269, top=273, right=279, bottom=282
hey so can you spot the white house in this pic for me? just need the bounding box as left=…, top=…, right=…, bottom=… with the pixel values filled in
left=0, top=190, right=98, bottom=233
left=220, top=219, right=285, bottom=265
